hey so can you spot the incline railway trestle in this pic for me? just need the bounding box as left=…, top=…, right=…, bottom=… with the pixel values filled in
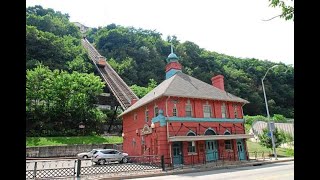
left=81, top=38, right=139, bottom=110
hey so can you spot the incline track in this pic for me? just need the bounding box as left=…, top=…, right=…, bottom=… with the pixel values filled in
left=81, top=38, right=139, bottom=110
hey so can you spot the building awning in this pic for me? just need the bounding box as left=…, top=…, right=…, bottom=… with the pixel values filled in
left=168, top=134, right=254, bottom=142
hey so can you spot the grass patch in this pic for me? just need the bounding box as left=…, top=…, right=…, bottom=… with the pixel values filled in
left=247, top=141, right=294, bottom=157
left=26, top=136, right=123, bottom=147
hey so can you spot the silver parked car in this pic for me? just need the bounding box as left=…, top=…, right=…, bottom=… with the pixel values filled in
left=92, top=149, right=129, bottom=165
left=77, top=149, right=98, bottom=159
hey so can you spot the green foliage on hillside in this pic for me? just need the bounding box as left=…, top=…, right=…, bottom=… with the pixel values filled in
left=26, top=5, right=92, bottom=71
left=26, top=64, right=106, bottom=136
left=86, top=25, right=294, bottom=117
left=130, top=79, right=158, bottom=98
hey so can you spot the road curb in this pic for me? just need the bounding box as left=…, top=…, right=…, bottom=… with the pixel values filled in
left=98, top=159, right=294, bottom=180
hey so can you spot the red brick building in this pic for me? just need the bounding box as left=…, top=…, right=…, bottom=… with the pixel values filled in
left=119, top=47, right=253, bottom=165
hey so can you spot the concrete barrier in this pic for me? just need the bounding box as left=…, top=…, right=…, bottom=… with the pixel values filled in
left=26, top=143, right=122, bottom=158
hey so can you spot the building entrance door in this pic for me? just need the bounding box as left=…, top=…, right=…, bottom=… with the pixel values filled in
left=237, top=139, right=246, bottom=160
left=172, top=142, right=182, bottom=165
left=206, top=140, right=218, bottom=161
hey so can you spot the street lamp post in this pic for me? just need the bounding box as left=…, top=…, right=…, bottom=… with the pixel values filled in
left=261, top=65, right=279, bottom=160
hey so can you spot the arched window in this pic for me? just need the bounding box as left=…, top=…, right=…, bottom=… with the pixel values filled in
left=224, top=130, right=232, bottom=150
left=187, top=130, right=196, bottom=153
left=187, top=130, right=196, bottom=136
left=204, top=128, right=216, bottom=135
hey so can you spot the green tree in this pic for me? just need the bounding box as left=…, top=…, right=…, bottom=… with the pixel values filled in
left=27, top=5, right=80, bottom=38
left=272, top=114, right=287, bottom=123
left=258, top=128, right=285, bottom=150
left=26, top=64, right=106, bottom=136
left=267, top=0, right=294, bottom=21
left=244, top=115, right=268, bottom=125
left=26, top=25, right=86, bottom=70
left=67, top=56, right=93, bottom=73
left=130, top=79, right=158, bottom=98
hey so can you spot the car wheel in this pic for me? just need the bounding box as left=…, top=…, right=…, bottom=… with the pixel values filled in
left=98, top=159, right=106, bottom=165
left=83, top=155, right=88, bottom=159
left=121, top=157, right=128, bottom=163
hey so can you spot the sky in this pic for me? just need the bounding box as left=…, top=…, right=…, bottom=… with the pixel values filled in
left=26, top=0, right=294, bottom=66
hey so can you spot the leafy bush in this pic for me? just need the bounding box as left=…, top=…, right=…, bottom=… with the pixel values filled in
left=258, top=128, right=285, bottom=149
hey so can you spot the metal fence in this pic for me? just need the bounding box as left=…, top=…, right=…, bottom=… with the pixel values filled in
left=26, top=155, right=164, bottom=179
left=163, top=151, right=271, bottom=170
left=26, top=152, right=271, bottom=179
left=248, top=151, right=271, bottom=160
left=26, top=159, right=76, bottom=179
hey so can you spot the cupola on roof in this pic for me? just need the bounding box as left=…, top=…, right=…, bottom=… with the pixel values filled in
left=166, top=45, right=179, bottom=63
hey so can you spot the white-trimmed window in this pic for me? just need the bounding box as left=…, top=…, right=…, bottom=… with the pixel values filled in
left=221, top=102, right=228, bottom=118
left=204, top=128, right=216, bottom=135
left=203, top=105, right=211, bottom=118
left=145, top=109, right=149, bottom=122
left=224, top=131, right=232, bottom=150
left=234, top=104, right=238, bottom=118
left=154, top=106, right=159, bottom=117
left=187, top=131, right=196, bottom=153
left=186, top=105, right=192, bottom=117
left=173, top=104, right=177, bottom=116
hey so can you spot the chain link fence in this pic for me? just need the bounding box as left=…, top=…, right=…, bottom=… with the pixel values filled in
left=26, top=155, right=164, bottom=179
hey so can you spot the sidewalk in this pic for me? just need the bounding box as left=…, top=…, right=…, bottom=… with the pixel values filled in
left=71, top=157, right=294, bottom=180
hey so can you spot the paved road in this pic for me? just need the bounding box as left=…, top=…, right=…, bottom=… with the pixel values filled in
left=133, top=161, right=294, bottom=180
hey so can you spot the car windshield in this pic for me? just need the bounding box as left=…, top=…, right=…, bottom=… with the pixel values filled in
left=91, top=150, right=98, bottom=154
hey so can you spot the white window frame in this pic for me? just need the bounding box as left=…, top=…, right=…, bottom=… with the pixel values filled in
left=224, top=130, right=232, bottom=150
left=154, top=105, right=159, bottom=117
left=173, top=104, right=178, bottom=117
left=187, top=131, right=196, bottom=153
left=221, top=102, right=228, bottom=118
left=234, top=104, right=238, bottom=118
left=203, top=105, right=212, bottom=118
left=185, top=104, right=192, bottom=117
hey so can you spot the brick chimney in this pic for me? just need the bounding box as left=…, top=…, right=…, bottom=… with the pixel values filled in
left=211, top=75, right=225, bottom=91
left=131, top=98, right=138, bottom=106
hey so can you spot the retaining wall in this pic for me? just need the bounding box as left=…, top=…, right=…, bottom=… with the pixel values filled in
left=26, top=143, right=122, bottom=158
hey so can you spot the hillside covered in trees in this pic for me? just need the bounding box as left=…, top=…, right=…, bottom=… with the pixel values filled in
left=86, top=25, right=294, bottom=118
left=26, top=6, right=293, bottom=137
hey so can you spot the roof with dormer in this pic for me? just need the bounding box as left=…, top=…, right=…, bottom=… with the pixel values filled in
left=119, top=72, right=249, bottom=117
